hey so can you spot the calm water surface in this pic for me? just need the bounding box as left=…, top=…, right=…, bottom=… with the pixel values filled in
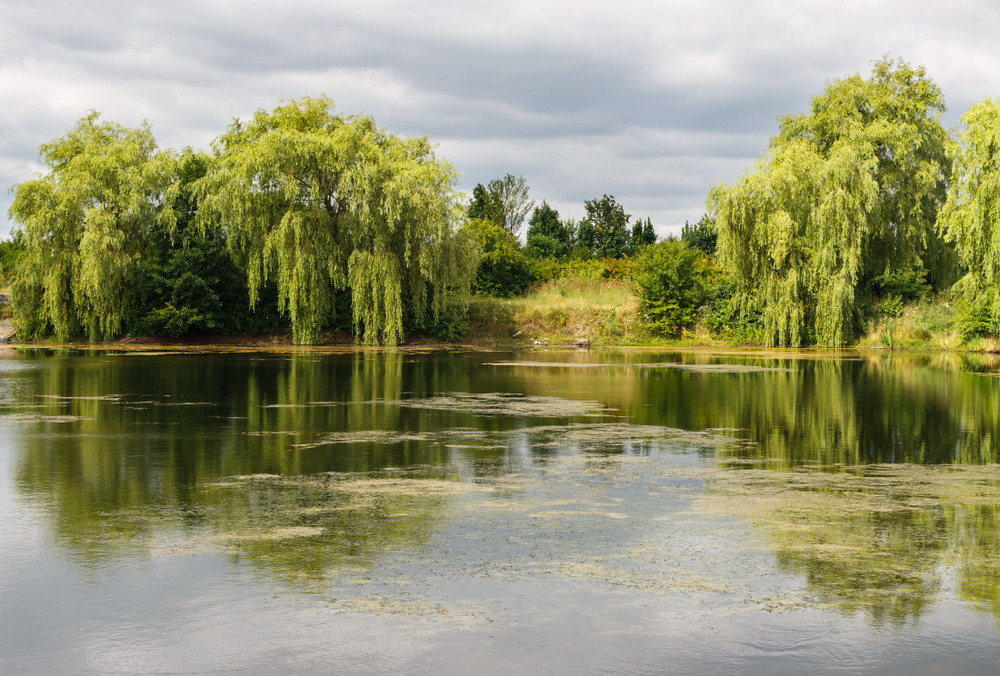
left=2, top=348, right=1000, bottom=674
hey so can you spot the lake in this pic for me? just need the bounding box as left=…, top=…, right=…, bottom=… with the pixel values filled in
left=1, top=347, right=999, bottom=674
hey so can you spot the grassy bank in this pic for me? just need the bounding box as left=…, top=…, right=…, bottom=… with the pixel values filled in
left=3, top=279, right=997, bottom=353
left=856, top=296, right=999, bottom=352
left=462, top=278, right=710, bottom=347
left=464, top=279, right=1000, bottom=352
left=465, top=278, right=644, bottom=345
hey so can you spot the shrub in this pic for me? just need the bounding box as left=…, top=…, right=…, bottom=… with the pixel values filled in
left=959, top=295, right=999, bottom=338
left=463, top=219, right=535, bottom=298
left=633, top=240, right=716, bottom=336
left=875, top=268, right=931, bottom=302
left=474, top=243, right=535, bottom=297
left=703, top=277, right=765, bottom=344
left=876, top=294, right=905, bottom=319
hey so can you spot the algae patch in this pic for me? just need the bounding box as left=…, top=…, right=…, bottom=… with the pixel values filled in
left=294, top=431, right=433, bottom=449
left=695, top=463, right=1000, bottom=625
left=398, top=392, right=610, bottom=417
left=0, top=413, right=91, bottom=423
left=487, top=361, right=794, bottom=374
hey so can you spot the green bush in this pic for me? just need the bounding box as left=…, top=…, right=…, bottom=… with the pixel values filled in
left=466, top=219, right=535, bottom=297
left=959, top=295, right=999, bottom=338
left=130, top=233, right=284, bottom=338
left=474, top=244, right=535, bottom=297
left=633, top=240, right=716, bottom=336
left=876, top=294, right=905, bottom=318
left=875, top=268, right=931, bottom=302
left=703, top=278, right=765, bottom=344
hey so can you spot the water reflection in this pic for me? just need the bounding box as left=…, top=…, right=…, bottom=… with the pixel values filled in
left=487, top=350, right=1000, bottom=465
left=3, top=348, right=1000, bottom=635
left=700, top=464, right=1000, bottom=628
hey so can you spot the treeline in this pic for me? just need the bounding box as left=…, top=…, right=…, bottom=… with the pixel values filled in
left=702, top=57, right=1000, bottom=347
left=3, top=97, right=667, bottom=345
left=7, top=56, right=1000, bottom=348
left=463, top=56, right=1000, bottom=349
left=6, top=99, right=479, bottom=345
left=622, top=56, right=1000, bottom=348
left=463, top=176, right=658, bottom=298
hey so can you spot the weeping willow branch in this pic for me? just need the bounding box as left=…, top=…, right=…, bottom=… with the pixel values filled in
left=8, top=112, right=177, bottom=340
left=195, top=96, right=477, bottom=345
left=709, top=58, right=952, bottom=347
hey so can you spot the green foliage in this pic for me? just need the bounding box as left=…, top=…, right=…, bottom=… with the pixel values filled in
left=629, top=217, right=657, bottom=253
left=538, top=256, right=637, bottom=282
left=579, top=194, right=631, bottom=258
left=466, top=218, right=534, bottom=297
left=709, top=57, right=952, bottom=347
left=939, top=98, right=1000, bottom=299
left=699, top=275, right=765, bottom=344
left=575, top=218, right=596, bottom=256
left=0, top=233, right=24, bottom=286
left=130, top=234, right=283, bottom=338
left=195, top=96, right=477, bottom=345
left=633, top=239, right=715, bottom=336
left=573, top=196, right=655, bottom=258
left=467, top=184, right=491, bottom=221
left=129, top=149, right=284, bottom=339
left=681, top=214, right=717, bottom=256
left=8, top=112, right=178, bottom=340
left=466, top=174, right=534, bottom=236
left=525, top=233, right=564, bottom=260
left=875, top=268, right=931, bottom=302
left=420, top=297, right=470, bottom=341
left=958, top=295, right=999, bottom=338
left=525, top=201, right=573, bottom=258
left=876, top=294, right=905, bottom=319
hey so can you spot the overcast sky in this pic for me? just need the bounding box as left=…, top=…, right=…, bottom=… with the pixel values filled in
left=2, top=0, right=999, bottom=239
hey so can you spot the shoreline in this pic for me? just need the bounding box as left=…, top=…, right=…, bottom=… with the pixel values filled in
left=1, top=334, right=998, bottom=357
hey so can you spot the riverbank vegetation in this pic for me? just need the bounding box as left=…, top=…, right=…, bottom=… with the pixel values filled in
left=4, top=57, right=1000, bottom=349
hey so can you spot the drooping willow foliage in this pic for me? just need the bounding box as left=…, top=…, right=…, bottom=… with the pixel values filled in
left=709, top=58, right=954, bottom=347
left=195, top=96, right=478, bottom=344
left=6, top=100, right=478, bottom=345
left=8, top=112, right=177, bottom=340
left=939, top=99, right=1000, bottom=313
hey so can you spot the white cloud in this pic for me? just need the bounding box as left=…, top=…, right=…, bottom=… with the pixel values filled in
left=2, top=0, right=1000, bottom=238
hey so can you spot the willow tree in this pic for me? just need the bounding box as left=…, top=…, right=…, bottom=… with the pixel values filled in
left=709, top=58, right=953, bottom=346
left=939, top=98, right=1000, bottom=312
left=195, top=96, right=477, bottom=345
left=8, top=112, right=177, bottom=340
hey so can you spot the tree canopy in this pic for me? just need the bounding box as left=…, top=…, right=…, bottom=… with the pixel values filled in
left=467, top=174, right=535, bottom=237
left=681, top=215, right=717, bottom=256
left=8, top=112, right=177, bottom=340
left=525, top=201, right=571, bottom=258
left=195, top=96, right=477, bottom=345
left=709, top=57, right=953, bottom=347
left=629, top=217, right=657, bottom=253
left=939, top=98, right=1000, bottom=300
left=577, top=194, right=632, bottom=258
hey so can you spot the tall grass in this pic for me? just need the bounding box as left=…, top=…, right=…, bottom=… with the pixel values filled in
left=467, top=277, right=997, bottom=352
left=508, top=278, right=636, bottom=310
left=858, top=296, right=963, bottom=350
left=466, top=278, right=645, bottom=344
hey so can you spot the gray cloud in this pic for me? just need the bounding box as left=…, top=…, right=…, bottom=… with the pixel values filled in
left=2, top=0, right=1000, bottom=239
